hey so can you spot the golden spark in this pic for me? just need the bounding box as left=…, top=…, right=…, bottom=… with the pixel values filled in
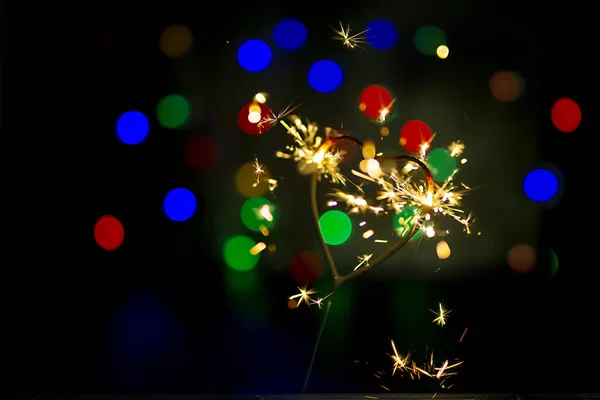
left=431, top=303, right=450, bottom=327
left=331, top=22, right=369, bottom=49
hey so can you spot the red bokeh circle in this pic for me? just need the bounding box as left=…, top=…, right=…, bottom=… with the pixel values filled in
left=185, top=136, right=217, bottom=172
left=94, top=215, right=124, bottom=251
left=551, top=97, right=581, bottom=133
left=359, top=85, right=394, bottom=119
left=289, top=250, right=323, bottom=284
left=399, top=120, right=433, bottom=153
left=237, top=102, right=274, bottom=135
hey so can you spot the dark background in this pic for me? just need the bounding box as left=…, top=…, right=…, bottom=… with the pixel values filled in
left=3, top=0, right=595, bottom=395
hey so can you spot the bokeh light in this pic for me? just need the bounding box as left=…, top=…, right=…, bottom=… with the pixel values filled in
left=223, top=235, right=260, bottom=271
left=523, top=169, right=558, bottom=202
left=237, top=102, right=273, bottom=135
left=507, top=243, right=536, bottom=274
left=273, top=18, right=307, bottom=50
left=436, top=45, right=449, bottom=59
left=184, top=136, right=216, bottom=172
left=426, top=148, right=457, bottom=182
left=237, top=39, right=272, bottom=72
left=393, top=206, right=419, bottom=237
left=551, top=97, right=581, bottom=133
left=550, top=249, right=559, bottom=276
left=489, top=71, right=524, bottom=103
left=436, top=240, right=451, bottom=259
left=240, top=197, right=276, bottom=232
left=94, top=215, right=124, bottom=251
left=156, top=94, right=190, bottom=129
left=359, top=85, right=393, bottom=119
left=289, top=250, right=323, bottom=284
left=331, top=138, right=358, bottom=164
left=366, top=20, right=398, bottom=50
left=159, top=24, right=193, bottom=58
left=308, top=60, right=343, bottom=93
left=116, top=111, right=150, bottom=145
left=399, top=120, right=433, bottom=153
left=318, top=210, right=352, bottom=245
left=414, top=25, right=447, bottom=56
left=163, top=188, right=196, bottom=222
left=108, top=291, right=186, bottom=385
left=235, top=162, right=272, bottom=197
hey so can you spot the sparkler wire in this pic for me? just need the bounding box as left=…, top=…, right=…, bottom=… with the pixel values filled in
left=302, top=298, right=332, bottom=393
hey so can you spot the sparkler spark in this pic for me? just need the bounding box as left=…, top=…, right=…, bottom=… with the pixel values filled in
left=354, top=254, right=373, bottom=271
left=388, top=342, right=464, bottom=388
left=276, top=115, right=360, bottom=185
left=431, top=303, right=450, bottom=327
left=343, top=140, right=474, bottom=242
left=331, top=22, right=369, bottom=49
left=252, top=156, right=278, bottom=192
left=289, top=285, right=318, bottom=307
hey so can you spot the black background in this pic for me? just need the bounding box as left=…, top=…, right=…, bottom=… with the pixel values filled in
left=3, top=0, right=596, bottom=395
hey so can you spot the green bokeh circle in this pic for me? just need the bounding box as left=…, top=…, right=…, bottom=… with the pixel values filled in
left=223, top=235, right=259, bottom=271
left=157, top=94, right=190, bottom=129
left=427, top=148, right=457, bottom=182
left=240, top=197, right=276, bottom=232
left=318, top=210, right=352, bottom=245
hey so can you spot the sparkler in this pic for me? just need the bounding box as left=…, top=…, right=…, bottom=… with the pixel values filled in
left=242, top=89, right=473, bottom=393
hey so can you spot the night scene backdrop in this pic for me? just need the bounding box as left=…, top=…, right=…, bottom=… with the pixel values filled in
left=3, top=0, right=596, bottom=396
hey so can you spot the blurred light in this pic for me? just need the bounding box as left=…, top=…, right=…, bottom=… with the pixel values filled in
left=159, top=24, right=193, bottom=58
left=235, top=162, right=271, bottom=197
left=223, top=235, right=260, bottom=271
left=318, top=210, right=352, bottom=245
left=436, top=241, right=451, bottom=259
left=393, top=206, right=419, bottom=237
left=359, top=85, right=393, bottom=119
left=109, top=292, right=183, bottom=368
left=289, top=250, right=323, bottom=284
left=254, top=92, right=267, bottom=104
left=399, top=120, right=433, bottom=153
left=366, top=20, right=398, bottom=50
left=156, top=94, right=190, bottom=129
left=366, top=159, right=382, bottom=178
left=248, top=111, right=261, bottom=123
left=273, top=18, right=307, bottom=50
left=238, top=102, right=273, bottom=135
left=551, top=97, right=581, bottom=133
left=549, top=249, right=559, bottom=276
left=362, top=229, right=374, bottom=239
left=94, top=215, right=124, bottom=251
left=380, top=127, right=389, bottom=136
left=237, top=39, right=272, bottom=72
left=308, top=60, right=342, bottom=93
left=362, top=139, right=376, bottom=159
left=524, top=169, right=558, bottom=202
left=414, top=25, right=447, bottom=56
left=116, top=111, right=149, bottom=145
left=425, top=226, right=435, bottom=238
left=240, top=197, right=276, bottom=232
left=427, top=148, right=457, bottom=182
left=163, top=188, right=196, bottom=222
left=489, top=71, right=524, bottom=103
left=331, top=139, right=358, bottom=164
left=436, top=45, right=449, bottom=59
left=184, top=136, right=216, bottom=172
left=507, top=243, right=536, bottom=274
